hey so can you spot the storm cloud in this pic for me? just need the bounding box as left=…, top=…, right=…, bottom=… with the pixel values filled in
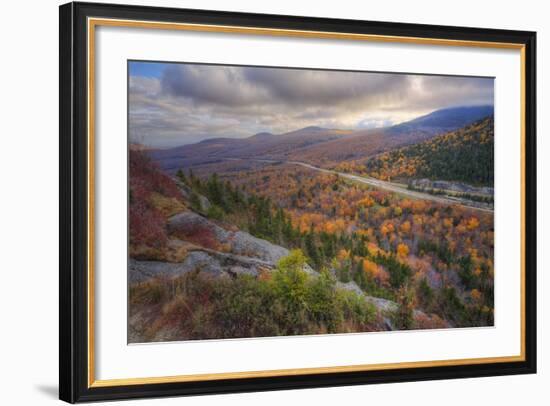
left=129, top=62, right=494, bottom=147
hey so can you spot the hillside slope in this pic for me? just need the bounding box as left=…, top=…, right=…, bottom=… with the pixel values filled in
left=387, top=105, right=493, bottom=137
left=290, top=106, right=494, bottom=166
left=362, top=116, right=494, bottom=186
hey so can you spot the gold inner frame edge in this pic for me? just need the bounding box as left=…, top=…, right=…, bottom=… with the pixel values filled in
left=86, top=17, right=527, bottom=388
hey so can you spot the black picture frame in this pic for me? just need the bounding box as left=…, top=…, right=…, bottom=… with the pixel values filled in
left=59, top=1, right=537, bottom=403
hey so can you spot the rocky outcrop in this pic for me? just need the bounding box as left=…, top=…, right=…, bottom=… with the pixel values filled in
left=168, top=211, right=228, bottom=240
left=129, top=249, right=277, bottom=284
left=131, top=210, right=309, bottom=283
left=129, top=258, right=197, bottom=284
left=167, top=211, right=290, bottom=264
left=175, top=181, right=191, bottom=200
left=230, top=231, right=288, bottom=263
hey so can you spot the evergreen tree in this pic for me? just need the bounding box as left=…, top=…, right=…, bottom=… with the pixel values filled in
left=305, top=228, right=320, bottom=269
left=353, top=259, right=368, bottom=290
left=188, top=168, right=196, bottom=186
left=176, top=169, right=187, bottom=185
left=189, top=191, right=202, bottom=212
left=338, top=262, right=351, bottom=283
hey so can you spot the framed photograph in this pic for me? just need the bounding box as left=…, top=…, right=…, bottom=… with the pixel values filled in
left=59, top=2, right=536, bottom=403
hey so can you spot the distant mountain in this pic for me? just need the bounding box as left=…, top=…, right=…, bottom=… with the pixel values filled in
left=285, top=106, right=494, bottom=165
left=251, top=132, right=274, bottom=139
left=149, top=105, right=494, bottom=171
left=387, top=105, right=494, bottom=136
left=149, top=127, right=353, bottom=172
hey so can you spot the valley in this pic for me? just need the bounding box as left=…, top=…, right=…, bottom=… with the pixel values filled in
left=129, top=106, right=495, bottom=343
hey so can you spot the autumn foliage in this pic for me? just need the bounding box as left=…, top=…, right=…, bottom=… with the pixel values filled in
left=359, top=117, right=494, bottom=185
left=213, top=161, right=494, bottom=328
left=129, top=135, right=494, bottom=335
left=129, top=150, right=182, bottom=250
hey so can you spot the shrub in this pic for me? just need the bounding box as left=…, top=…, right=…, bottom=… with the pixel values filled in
left=206, top=205, right=225, bottom=221
left=129, top=198, right=167, bottom=248
left=129, top=250, right=378, bottom=342
left=417, top=277, right=434, bottom=310
left=129, top=150, right=184, bottom=251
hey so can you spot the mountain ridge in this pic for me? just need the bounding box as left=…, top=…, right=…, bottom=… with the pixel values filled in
left=388, top=105, right=494, bottom=136
left=148, top=105, right=493, bottom=171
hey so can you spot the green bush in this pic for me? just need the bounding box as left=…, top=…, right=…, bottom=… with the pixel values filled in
left=206, top=204, right=225, bottom=220
left=129, top=250, right=378, bottom=341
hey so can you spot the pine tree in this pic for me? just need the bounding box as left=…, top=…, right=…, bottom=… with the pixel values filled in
left=189, top=191, right=202, bottom=212
left=353, top=259, right=368, bottom=290
left=176, top=169, right=187, bottom=185
left=305, top=229, right=320, bottom=269
left=338, top=263, right=351, bottom=283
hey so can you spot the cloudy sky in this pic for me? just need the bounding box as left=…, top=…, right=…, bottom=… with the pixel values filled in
left=129, top=61, right=494, bottom=148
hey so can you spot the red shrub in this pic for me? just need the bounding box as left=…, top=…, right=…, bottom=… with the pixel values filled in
left=173, top=222, right=220, bottom=250
left=129, top=150, right=180, bottom=248
left=129, top=198, right=167, bottom=247
left=129, top=150, right=180, bottom=200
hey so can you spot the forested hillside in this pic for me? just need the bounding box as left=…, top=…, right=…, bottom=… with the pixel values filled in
left=212, top=163, right=495, bottom=329
left=360, top=117, right=494, bottom=186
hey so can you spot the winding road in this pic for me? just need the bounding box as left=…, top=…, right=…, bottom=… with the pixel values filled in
left=223, top=158, right=494, bottom=213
